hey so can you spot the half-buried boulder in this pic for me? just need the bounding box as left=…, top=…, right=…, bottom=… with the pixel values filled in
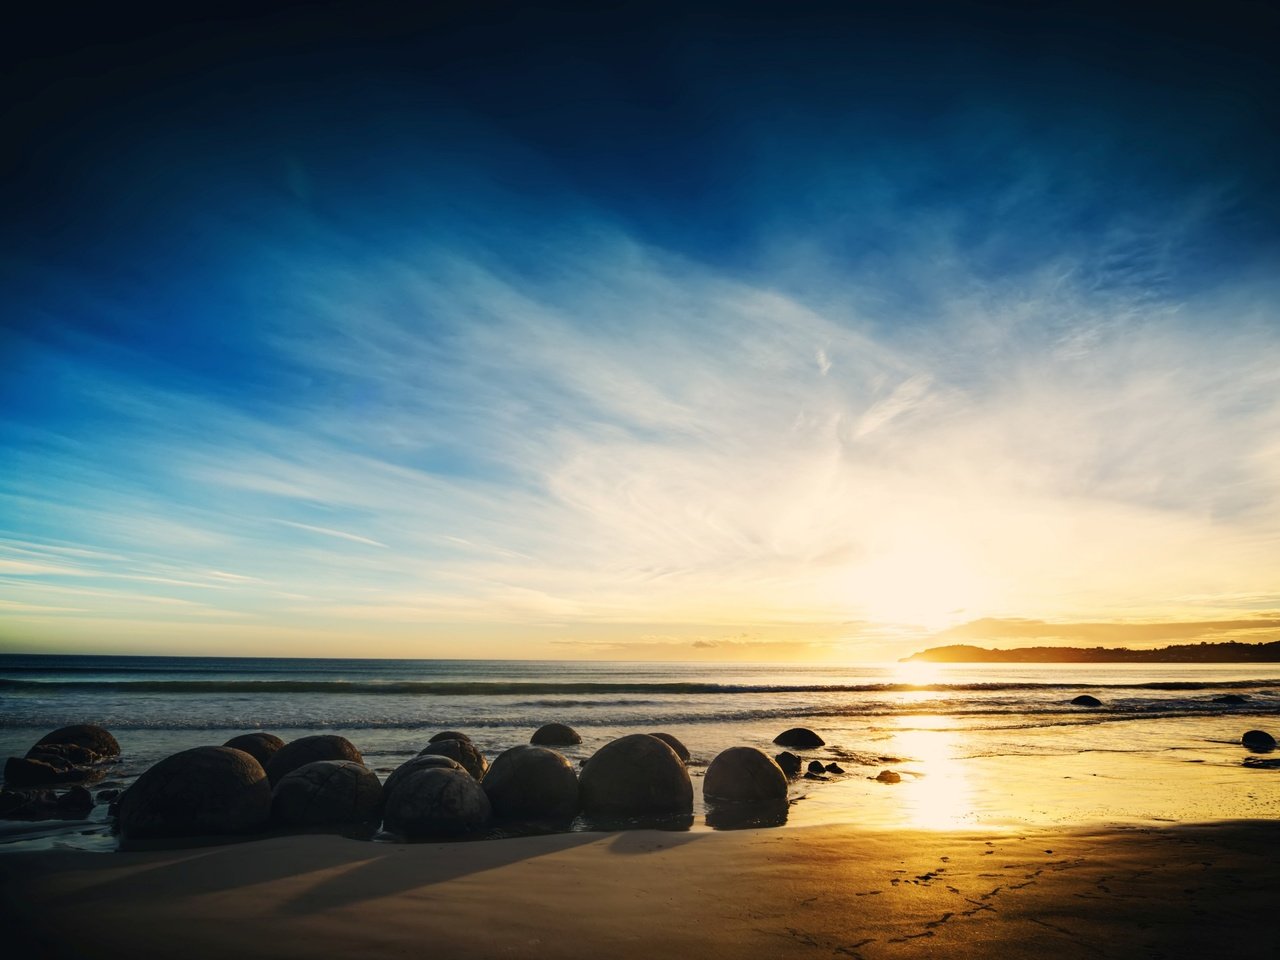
left=265, top=735, right=363, bottom=786
left=428, top=730, right=473, bottom=744
left=272, top=760, right=382, bottom=826
left=579, top=734, right=692, bottom=817
left=774, top=751, right=802, bottom=779
left=647, top=732, right=690, bottom=763
left=483, top=745, right=579, bottom=821
left=4, top=724, right=122, bottom=788
left=419, top=738, right=488, bottom=780
left=382, top=754, right=465, bottom=798
left=1071, top=695, right=1102, bottom=707
left=34, top=724, right=121, bottom=760
left=704, top=747, right=788, bottom=803
left=773, top=727, right=824, bottom=748
left=118, top=746, right=270, bottom=840
left=223, top=732, right=285, bottom=767
left=530, top=723, right=582, bottom=746
left=1242, top=730, right=1277, bottom=751
left=383, top=767, right=491, bottom=838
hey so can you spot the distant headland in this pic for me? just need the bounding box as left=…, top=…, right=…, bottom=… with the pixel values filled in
left=902, top=640, right=1280, bottom=663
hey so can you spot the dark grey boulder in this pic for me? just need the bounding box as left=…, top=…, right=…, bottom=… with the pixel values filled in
left=1242, top=730, right=1276, bottom=751
left=647, top=732, right=690, bottom=763
left=418, top=738, right=488, bottom=780
left=825, top=762, right=844, bottom=774
left=483, top=745, right=579, bottom=821
left=0, top=785, right=93, bottom=820
left=34, top=724, right=120, bottom=760
left=530, top=723, right=582, bottom=746
left=265, top=735, right=363, bottom=786
left=383, top=754, right=465, bottom=798
left=3, top=754, right=95, bottom=788
left=1214, top=694, right=1248, bottom=705
left=223, top=732, right=285, bottom=767
left=774, top=751, right=802, bottom=778
left=383, top=767, right=491, bottom=838
left=428, top=730, right=473, bottom=744
left=1071, top=695, right=1102, bottom=707
left=704, top=747, right=787, bottom=803
left=118, top=746, right=270, bottom=840
left=579, top=734, right=692, bottom=816
left=806, top=760, right=826, bottom=774
left=272, top=760, right=382, bottom=826
left=773, top=727, right=825, bottom=748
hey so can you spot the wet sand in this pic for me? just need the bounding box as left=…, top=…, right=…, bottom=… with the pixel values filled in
left=3, top=820, right=1277, bottom=959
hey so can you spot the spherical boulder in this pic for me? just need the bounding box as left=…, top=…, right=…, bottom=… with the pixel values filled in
left=418, top=738, right=488, bottom=780
left=579, top=734, right=692, bottom=816
left=704, top=747, right=788, bottom=804
left=118, top=746, right=270, bottom=840
left=383, top=754, right=465, bottom=798
left=272, top=760, right=383, bottom=826
left=223, top=732, right=286, bottom=767
left=33, top=724, right=121, bottom=760
left=265, top=735, right=363, bottom=785
left=774, top=751, right=802, bottom=778
left=531, top=723, right=582, bottom=746
left=773, top=727, right=824, bottom=748
left=1071, top=695, right=1102, bottom=707
left=428, top=730, right=473, bottom=744
left=483, top=745, right=579, bottom=820
left=383, top=767, right=491, bottom=838
left=648, top=732, right=690, bottom=763
left=1242, top=730, right=1276, bottom=751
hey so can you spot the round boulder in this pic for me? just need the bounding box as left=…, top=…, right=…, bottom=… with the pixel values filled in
left=118, top=746, right=270, bottom=840
left=1214, top=694, right=1248, bottom=705
left=1071, top=695, right=1102, bottom=707
left=265, top=735, right=363, bottom=786
left=223, top=732, right=285, bottom=767
left=579, top=734, right=692, bottom=816
left=383, top=767, right=491, bottom=838
left=1242, top=730, right=1276, bottom=751
left=774, top=751, right=802, bottom=778
left=418, top=738, right=488, bottom=780
left=33, top=724, right=121, bottom=760
left=383, top=754, right=465, bottom=798
left=773, top=728, right=824, bottom=748
left=428, top=730, right=473, bottom=744
left=647, top=732, right=690, bottom=763
left=807, top=760, right=827, bottom=775
left=704, top=747, right=788, bottom=804
left=531, top=723, right=582, bottom=746
left=483, top=745, right=579, bottom=821
left=272, top=760, right=383, bottom=826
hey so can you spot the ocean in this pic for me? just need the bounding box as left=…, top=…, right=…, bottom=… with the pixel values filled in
left=2, top=654, right=1278, bottom=850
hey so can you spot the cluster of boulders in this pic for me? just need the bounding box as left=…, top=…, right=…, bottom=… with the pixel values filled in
left=1, top=724, right=122, bottom=820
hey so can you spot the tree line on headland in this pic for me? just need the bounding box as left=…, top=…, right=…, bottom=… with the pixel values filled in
left=902, top=640, right=1280, bottom=663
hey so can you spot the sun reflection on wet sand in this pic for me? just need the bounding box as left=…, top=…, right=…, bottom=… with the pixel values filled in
left=886, top=717, right=979, bottom=830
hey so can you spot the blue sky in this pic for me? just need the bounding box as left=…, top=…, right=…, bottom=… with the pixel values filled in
left=2, top=2, right=1279, bottom=659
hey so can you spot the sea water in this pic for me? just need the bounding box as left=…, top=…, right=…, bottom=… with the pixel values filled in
left=2, top=655, right=1277, bottom=850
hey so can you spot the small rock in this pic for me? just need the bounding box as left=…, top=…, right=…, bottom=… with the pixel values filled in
left=1071, top=695, right=1102, bottom=707
left=1213, top=695, right=1248, bottom=705
left=773, top=727, right=825, bottom=748
left=96, top=788, right=120, bottom=803
left=807, top=760, right=826, bottom=774
left=875, top=770, right=902, bottom=784
left=824, top=762, right=844, bottom=774
left=803, top=771, right=829, bottom=781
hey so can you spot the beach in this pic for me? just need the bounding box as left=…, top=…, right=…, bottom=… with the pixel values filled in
left=5, top=818, right=1279, bottom=959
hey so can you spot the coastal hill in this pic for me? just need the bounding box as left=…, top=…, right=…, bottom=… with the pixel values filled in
left=902, top=640, right=1280, bottom=663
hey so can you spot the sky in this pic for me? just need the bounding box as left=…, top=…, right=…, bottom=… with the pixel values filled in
left=2, top=1, right=1279, bottom=661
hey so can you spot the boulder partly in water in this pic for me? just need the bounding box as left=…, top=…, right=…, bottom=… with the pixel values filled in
left=530, top=723, right=582, bottom=746
left=704, top=747, right=788, bottom=804
left=118, top=746, right=271, bottom=840
left=579, top=734, right=692, bottom=817
left=383, top=767, right=491, bottom=838
left=265, top=735, right=363, bottom=786
left=774, top=751, right=802, bottom=779
left=1071, top=695, right=1102, bottom=707
left=1242, top=730, right=1277, bottom=752
left=272, top=760, right=383, bottom=826
left=483, top=745, right=579, bottom=821
left=773, top=727, right=825, bottom=748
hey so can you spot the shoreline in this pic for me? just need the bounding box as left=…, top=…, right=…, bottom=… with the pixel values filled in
left=4, top=819, right=1278, bottom=958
